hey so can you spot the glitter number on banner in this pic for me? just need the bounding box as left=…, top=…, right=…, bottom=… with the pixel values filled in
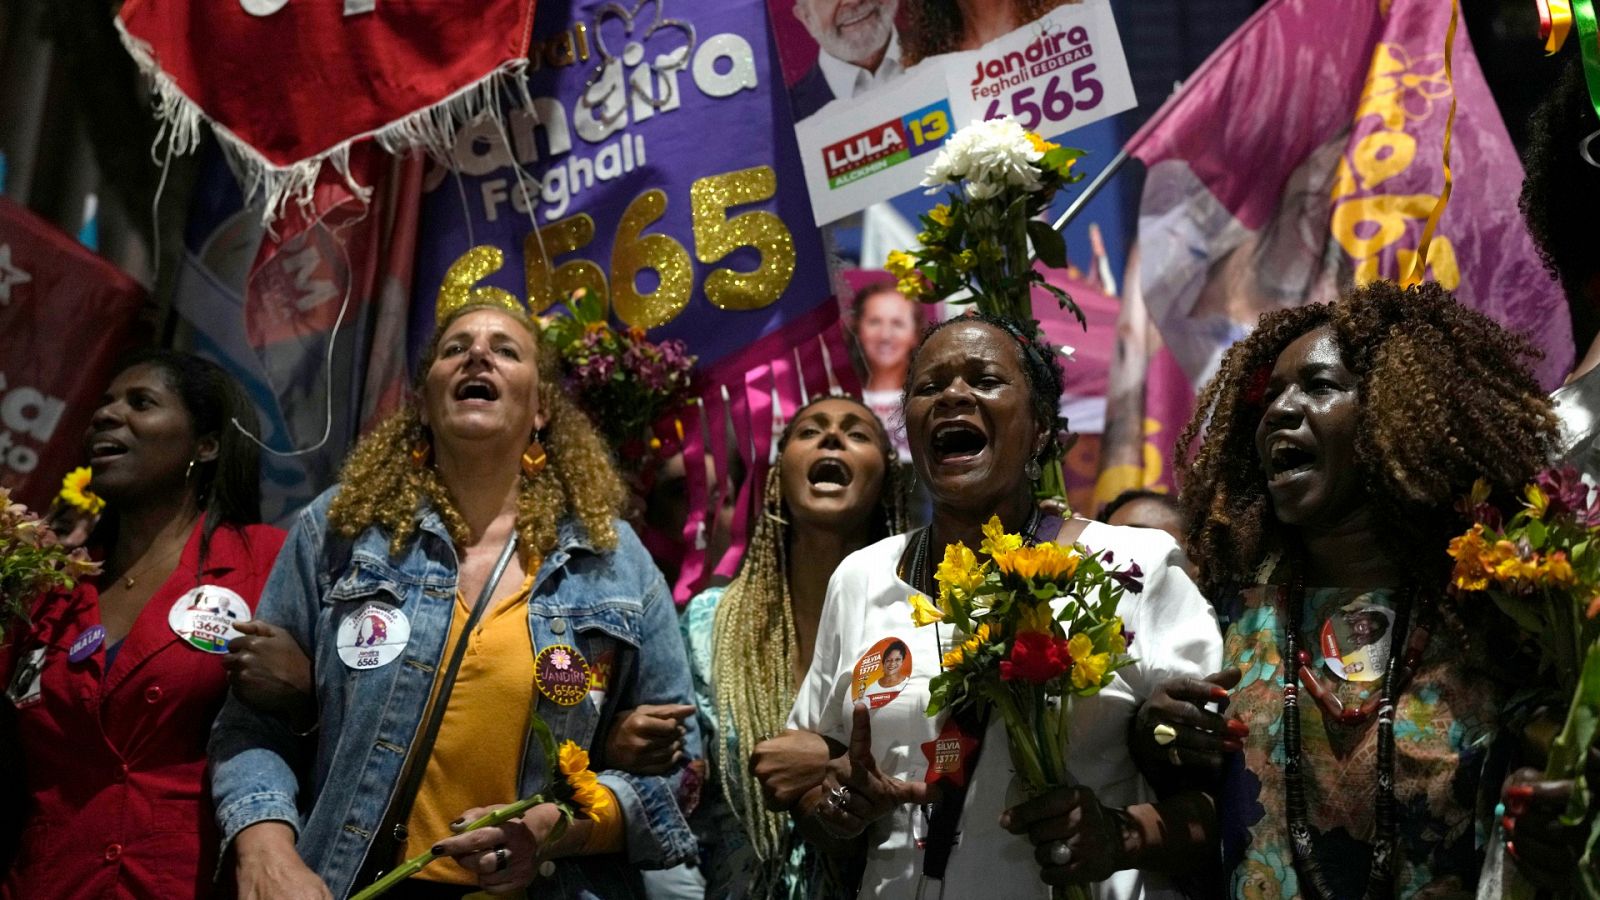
left=691, top=166, right=796, bottom=311
left=525, top=214, right=607, bottom=315
left=522, top=165, right=795, bottom=328
left=612, top=189, right=695, bottom=328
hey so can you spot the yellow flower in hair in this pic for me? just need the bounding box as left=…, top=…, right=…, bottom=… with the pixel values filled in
left=980, top=515, right=1023, bottom=558
left=1068, top=633, right=1110, bottom=690
left=58, top=467, right=104, bottom=515
left=909, top=593, right=946, bottom=627
left=936, top=543, right=985, bottom=597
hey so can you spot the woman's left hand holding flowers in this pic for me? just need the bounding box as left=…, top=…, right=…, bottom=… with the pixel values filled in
left=432, top=802, right=564, bottom=894
left=1501, top=747, right=1600, bottom=891
left=1001, top=786, right=1134, bottom=887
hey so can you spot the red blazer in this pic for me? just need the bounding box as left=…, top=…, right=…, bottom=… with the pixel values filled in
left=0, top=520, right=285, bottom=900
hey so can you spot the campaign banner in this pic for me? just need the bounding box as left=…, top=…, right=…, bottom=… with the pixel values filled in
left=1128, top=0, right=1571, bottom=390
left=408, top=0, right=853, bottom=601
left=409, top=0, right=835, bottom=373
left=0, top=199, right=146, bottom=511
left=770, top=0, right=1135, bottom=224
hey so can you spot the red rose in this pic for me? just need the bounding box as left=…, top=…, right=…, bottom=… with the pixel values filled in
left=999, top=631, right=1073, bottom=684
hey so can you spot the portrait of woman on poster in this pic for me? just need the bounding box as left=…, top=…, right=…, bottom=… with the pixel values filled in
left=902, top=0, right=1073, bottom=66
left=854, top=283, right=925, bottom=464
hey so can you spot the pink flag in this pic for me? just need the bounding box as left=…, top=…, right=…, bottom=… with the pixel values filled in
left=1127, top=0, right=1571, bottom=392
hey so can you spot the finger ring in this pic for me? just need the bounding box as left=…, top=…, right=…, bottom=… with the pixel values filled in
left=1168, top=746, right=1183, bottom=767
left=494, top=845, right=509, bottom=872
left=1048, top=840, right=1072, bottom=866
left=1152, top=723, right=1178, bottom=746
left=538, top=859, right=556, bottom=878
left=829, top=784, right=851, bottom=807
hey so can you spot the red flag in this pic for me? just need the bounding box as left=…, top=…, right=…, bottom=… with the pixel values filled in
left=116, top=0, right=535, bottom=225
left=0, top=199, right=146, bottom=510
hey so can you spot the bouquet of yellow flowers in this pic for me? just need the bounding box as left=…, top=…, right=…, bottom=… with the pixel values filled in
left=353, top=712, right=609, bottom=899
left=908, top=516, right=1138, bottom=899
left=1447, top=467, right=1600, bottom=894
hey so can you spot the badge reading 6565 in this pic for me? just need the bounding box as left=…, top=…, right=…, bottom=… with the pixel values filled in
left=337, top=602, right=411, bottom=670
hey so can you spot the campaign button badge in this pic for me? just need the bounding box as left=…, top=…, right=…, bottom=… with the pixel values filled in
left=167, top=586, right=250, bottom=654
left=337, top=602, right=411, bottom=670
left=69, top=625, right=106, bottom=663
left=535, top=644, right=591, bottom=706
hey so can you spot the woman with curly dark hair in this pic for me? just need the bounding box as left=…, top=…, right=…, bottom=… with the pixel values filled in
left=1133, top=281, right=1561, bottom=898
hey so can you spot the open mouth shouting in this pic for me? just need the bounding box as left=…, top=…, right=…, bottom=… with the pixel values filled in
left=807, top=456, right=855, bottom=495
left=929, top=420, right=988, bottom=466
left=453, top=377, right=500, bottom=403
left=1264, top=434, right=1317, bottom=486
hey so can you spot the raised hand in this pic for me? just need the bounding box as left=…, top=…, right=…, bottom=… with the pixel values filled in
left=810, top=703, right=937, bottom=839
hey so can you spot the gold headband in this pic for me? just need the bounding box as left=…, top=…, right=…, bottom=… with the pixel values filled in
left=435, top=246, right=532, bottom=327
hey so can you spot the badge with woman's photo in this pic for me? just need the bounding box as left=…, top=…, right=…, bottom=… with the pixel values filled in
left=337, top=602, right=411, bottom=670
left=167, top=586, right=250, bottom=654
left=535, top=644, right=591, bottom=706
left=1319, top=601, right=1395, bottom=683
left=851, top=636, right=912, bottom=707
left=6, top=645, right=46, bottom=708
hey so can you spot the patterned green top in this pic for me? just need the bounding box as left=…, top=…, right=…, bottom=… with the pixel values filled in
left=1218, top=585, right=1504, bottom=899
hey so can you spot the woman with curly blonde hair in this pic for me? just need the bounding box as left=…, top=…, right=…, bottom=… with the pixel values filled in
left=1136, top=281, right=1561, bottom=898
left=208, top=248, right=700, bottom=900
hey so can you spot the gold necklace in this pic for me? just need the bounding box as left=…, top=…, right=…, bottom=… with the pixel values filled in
left=114, top=539, right=186, bottom=591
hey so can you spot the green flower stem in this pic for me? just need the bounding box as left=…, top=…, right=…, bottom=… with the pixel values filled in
left=349, top=794, right=565, bottom=900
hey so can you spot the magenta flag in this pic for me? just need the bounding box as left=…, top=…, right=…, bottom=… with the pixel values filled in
left=1127, top=0, right=1571, bottom=391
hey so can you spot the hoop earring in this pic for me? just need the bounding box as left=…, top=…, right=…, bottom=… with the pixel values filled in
left=1024, top=457, right=1043, bottom=481
left=521, top=429, right=549, bottom=478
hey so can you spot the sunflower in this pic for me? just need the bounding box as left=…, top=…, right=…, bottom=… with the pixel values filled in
left=58, top=467, right=104, bottom=515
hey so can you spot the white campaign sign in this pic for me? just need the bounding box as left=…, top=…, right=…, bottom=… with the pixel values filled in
left=786, top=0, right=1135, bottom=225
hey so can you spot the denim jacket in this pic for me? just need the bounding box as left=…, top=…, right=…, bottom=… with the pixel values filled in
left=208, top=488, right=701, bottom=899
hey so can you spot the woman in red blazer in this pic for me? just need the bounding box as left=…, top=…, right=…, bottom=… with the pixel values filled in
left=0, top=351, right=284, bottom=899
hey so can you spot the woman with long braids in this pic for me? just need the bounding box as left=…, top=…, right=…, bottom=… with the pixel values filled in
left=1, top=350, right=281, bottom=899
left=678, top=395, right=902, bottom=898
left=1137, top=281, right=1561, bottom=898
left=208, top=248, right=698, bottom=899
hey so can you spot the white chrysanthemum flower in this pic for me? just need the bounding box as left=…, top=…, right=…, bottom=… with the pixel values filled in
left=920, top=117, right=1044, bottom=198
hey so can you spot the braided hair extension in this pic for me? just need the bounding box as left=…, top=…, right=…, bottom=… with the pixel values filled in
left=708, top=397, right=904, bottom=882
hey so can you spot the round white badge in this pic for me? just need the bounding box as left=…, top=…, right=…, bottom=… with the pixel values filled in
left=167, top=586, right=251, bottom=654
left=337, top=602, right=411, bottom=670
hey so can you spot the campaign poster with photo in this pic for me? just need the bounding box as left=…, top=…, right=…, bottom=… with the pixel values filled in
left=768, top=0, right=1137, bottom=224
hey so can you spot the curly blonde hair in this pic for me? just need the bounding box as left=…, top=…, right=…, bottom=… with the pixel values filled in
left=1177, top=281, right=1560, bottom=598
left=328, top=309, right=625, bottom=560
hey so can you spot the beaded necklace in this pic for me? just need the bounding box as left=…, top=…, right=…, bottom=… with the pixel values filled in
left=1280, top=565, right=1424, bottom=900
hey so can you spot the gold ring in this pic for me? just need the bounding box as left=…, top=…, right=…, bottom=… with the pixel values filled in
left=1152, top=723, right=1178, bottom=746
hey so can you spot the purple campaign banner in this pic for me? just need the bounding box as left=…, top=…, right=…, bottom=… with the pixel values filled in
left=409, top=0, right=831, bottom=368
